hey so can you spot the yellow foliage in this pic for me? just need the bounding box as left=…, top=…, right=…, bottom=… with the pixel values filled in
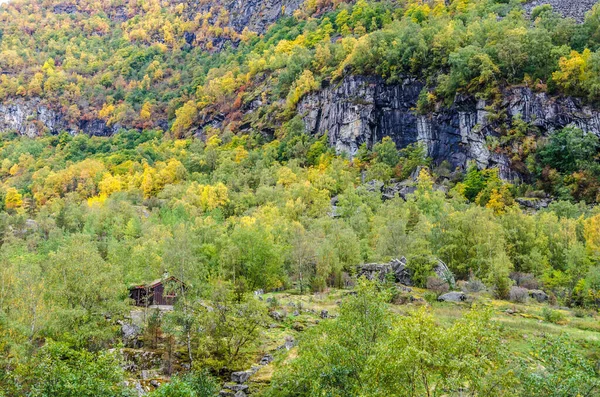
left=207, top=135, right=222, bottom=148
left=229, top=146, right=248, bottom=163
left=184, top=182, right=230, bottom=212
left=87, top=194, right=108, bottom=207
left=240, top=216, right=257, bottom=227
left=485, top=189, right=506, bottom=215
left=5, top=187, right=23, bottom=210
left=277, top=166, right=298, bottom=187
left=553, top=49, right=592, bottom=94
left=8, top=164, right=20, bottom=176
left=140, top=102, right=153, bottom=121
left=99, top=174, right=123, bottom=196
left=275, top=35, right=306, bottom=54
left=584, top=213, right=600, bottom=258
left=286, top=69, right=319, bottom=110
left=99, top=102, right=116, bottom=121
left=171, top=100, right=198, bottom=138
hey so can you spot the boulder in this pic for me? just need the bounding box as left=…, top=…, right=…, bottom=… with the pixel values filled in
left=231, top=370, right=252, bottom=384
left=121, top=322, right=142, bottom=348
left=433, top=259, right=455, bottom=288
left=384, top=182, right=417, bottom=201
left=523, top=0, right=597, bottom=23
left=438, top=292, right=468, bottom=302
left=269, top=311, right=285, bottom=321
left=223, top=383, right=249, bottom=392
left=278, top=337, right=296, bottom=350
left=292, top=322, right=305, bottom=331
left=528, top=289, right=549, bottom=303
left=357, top=257, right=412, bottom=285
left=357, top=257, right=454, bottom=287
left=260, top=354, right=274, bottom=365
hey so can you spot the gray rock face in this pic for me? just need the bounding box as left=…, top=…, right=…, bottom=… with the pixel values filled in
left=515, top=197, right=552, bottom=211
left=0, top=98, right=119, bottom=137
left=189, top=0, right=304, bottom=35
left=298, top=75, right=600, bottom=180
left=523, top=0, right=597, bottom=23
left=438, top=291, right=468, bottom=302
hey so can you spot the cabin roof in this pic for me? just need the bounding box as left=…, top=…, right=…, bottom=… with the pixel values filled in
left=129, top=276, right=186, bottom=290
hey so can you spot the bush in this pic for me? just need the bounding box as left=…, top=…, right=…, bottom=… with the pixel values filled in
left=462, top=278, right=486, bottom=293
left=509, top=286, right=529, bottom=303
left=148, top=372, right=218, bottom=397
left=510, top=272, right=539, bottom=290
left=542, top=307, right=566, bottom=324
left=426, top=276, right=449, bottom=296
left=572, top=307, right=591, bottom=318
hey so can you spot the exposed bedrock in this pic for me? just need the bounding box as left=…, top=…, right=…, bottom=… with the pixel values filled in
left=298, top=75, right=600, bottom=180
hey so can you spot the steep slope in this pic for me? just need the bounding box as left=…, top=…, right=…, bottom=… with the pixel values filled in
left=524, top=0, right=598, bottom=22
left=1, top=0, right=600, bottom=185
left=299, top=75, right=600, bottom=180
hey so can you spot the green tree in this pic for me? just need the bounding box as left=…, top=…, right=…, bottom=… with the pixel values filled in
left=22, top=341, right=130, bottom=397
left=45, top=235, right=125, bottom=348
left=519, top=335, right=600, bottom=397
left=267, top=280, right=390, bottom=397
left=365, top=307, right=515, bottom=396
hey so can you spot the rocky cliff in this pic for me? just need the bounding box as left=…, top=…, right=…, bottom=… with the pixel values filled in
left=523, top=0, right=597, bottom=22
left=189, top=0, right=304, bottom=35
left=0, top=99, right=118, bottom=137
left=298, top=75, right=600, bottom=179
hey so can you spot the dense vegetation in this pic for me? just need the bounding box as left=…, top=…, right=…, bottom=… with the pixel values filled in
left=1, top=0, right=600, bottom=395
left=1, top=0, right=600, bottom=200
left=1, top=127, right=600, bottom=394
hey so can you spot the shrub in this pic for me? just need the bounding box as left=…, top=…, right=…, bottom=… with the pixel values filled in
left=572, top=307, right=591, bottom=318
left=426, top=276, right=449, bottom=296
left=268, top=296, right=280, bottom=309
left=509, top=286, right=529, bottom=303
left=542, top=307, right=566, bottom=324
left=148, top=372, right=218, bottom=397
left=510, top=272, right=539, bottom=289
left=462, top=278, right=486, bottom=293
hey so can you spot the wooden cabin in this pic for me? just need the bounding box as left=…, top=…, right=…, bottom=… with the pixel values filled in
left=129, top=276, right=186, bottom=307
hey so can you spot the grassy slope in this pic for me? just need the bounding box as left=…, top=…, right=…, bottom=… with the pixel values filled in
left=248, top=287, right=600, bottom=391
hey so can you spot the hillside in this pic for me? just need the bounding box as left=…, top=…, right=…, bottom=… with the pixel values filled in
left=524, top=0, right=599, bottom=21
left=2, top=0, right=600, bottom=396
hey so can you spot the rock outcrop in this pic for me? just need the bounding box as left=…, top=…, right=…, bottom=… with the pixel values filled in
left=357, top=257, right=413, bottom=285
left=523, top=0, right=597, bottom=23
left=0, top=98, right=119, bottom=137
left=529, top=289, right=550, bottom=303
left=357, top=257, right=454, bottom=287
left=189, top=0, right=304, bottom=36
left=298, top=75, right=600, bottom=180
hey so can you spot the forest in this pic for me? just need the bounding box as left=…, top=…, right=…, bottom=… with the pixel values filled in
left=1, top=0, right=600, bottom=396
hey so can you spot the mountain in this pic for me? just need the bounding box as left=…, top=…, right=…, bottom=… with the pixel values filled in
left=1, top=0, right=600, bottom=186
left=3, top=1, right=600, bottom=395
